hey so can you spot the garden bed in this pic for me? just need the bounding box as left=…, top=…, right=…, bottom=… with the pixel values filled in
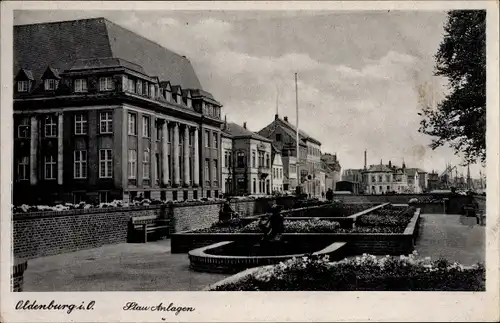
left=208, top=252, right=485, bottom=291
left=171, top=206, right=421, bottom=254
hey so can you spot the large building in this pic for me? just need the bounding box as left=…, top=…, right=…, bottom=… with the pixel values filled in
left=13, top=18, right=224, bottom=205
left=224, top=122, right=272, bottom=196
left=258, top=114, right=323, bottom=197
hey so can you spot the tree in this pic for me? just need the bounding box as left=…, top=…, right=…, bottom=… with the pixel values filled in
left=419, top=10, right=486, bottom=164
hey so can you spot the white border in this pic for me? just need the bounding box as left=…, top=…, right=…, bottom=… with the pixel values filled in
left=1, top=1, right=499, bottom=322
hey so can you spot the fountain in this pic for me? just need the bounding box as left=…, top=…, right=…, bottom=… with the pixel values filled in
left=188, top=204, right=347, bottom=273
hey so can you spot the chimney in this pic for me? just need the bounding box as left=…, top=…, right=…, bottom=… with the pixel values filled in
left=223, top=115, right=227, bottom=130
left=364, top=150, right=367, bottom=170
left=284, top=116, right=288, bottom=122
left=243, top=122, right=247, bottom=129
left=389, top=160, right=392, bottom=168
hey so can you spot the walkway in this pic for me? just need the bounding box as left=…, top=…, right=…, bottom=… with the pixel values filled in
left=23, top=213, right=485, bottom=291
left=23, top=239, right=230, bottom=291
left=415, top=213, right=485, bottom=265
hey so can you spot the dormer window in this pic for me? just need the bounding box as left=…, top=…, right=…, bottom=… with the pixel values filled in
left=150, top=84, right=156, bottom=98
left=176, top=92, right=182, bottom=104
left=165, top=90, right=172, bottom=102
left=99, top=77, right=114, bottom=91
left=17, top=81, right=29, bottom=92
left=127, top=78, right=135, bottom=93
left=44, top=79, right=59, bottom=91
left=136, top=80, right=143, bottom=95
left=15, top=68, right=34, bottom=93
left=74, top=79, right=88, bottom=93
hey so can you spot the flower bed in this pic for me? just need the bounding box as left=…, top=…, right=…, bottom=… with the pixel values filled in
left=13, top=197, right=229, bottom=214
left=409, top=197, right=443, bottom=204
left=209, top=251, right=485, bottom=291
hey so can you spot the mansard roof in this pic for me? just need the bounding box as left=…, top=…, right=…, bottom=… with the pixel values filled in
left=14, top=17, right=202, bottom=89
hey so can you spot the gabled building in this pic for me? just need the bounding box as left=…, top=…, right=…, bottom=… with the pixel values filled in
left=13, top=18, right=223, bottom=204
left=257, top=114, right=323, bottom=197
left=220, top=117, right=233, bottom=196
left=224, top=122, right=272, bottom=196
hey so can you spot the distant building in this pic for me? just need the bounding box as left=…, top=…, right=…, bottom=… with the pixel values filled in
left=220, top=119, right=233, bottom=196
left=271, top=145, right=284, bottom=193
left=258, top=114, right=323, bottom=197
left=225, top=122, right=272, bottom=196
left=322, top=153, right=341, bottom=192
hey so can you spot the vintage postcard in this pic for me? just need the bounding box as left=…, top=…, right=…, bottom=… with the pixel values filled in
left=1, top=1, right=499, bottom=322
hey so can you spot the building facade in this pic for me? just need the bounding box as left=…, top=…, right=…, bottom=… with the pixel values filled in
left=225, top=122, right=272, bottom=196
left=13, top=18, right=224, bottom=205
left=257, top=114, right=324, bottom=197
left=220, top=122, right=233, bottom=196
left=271, top=145, right=284, bottom=193
left=322, top=153, right=341, bottom=192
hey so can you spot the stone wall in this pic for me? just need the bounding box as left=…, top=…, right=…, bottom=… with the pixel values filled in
left=12, top=197, right=296, bottom=260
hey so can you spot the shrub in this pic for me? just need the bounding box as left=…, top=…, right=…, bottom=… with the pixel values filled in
left=211, top=252, right=485, bottom=291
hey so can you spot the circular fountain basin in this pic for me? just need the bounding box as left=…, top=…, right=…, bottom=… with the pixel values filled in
left=188, top=240, right=347, bottom=274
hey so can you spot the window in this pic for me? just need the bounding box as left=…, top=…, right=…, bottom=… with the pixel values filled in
left=17, top=81, right=29, bottom=92
left=213, top=132, right=218, bottom=148
left=136, top=80, right=143, bottom=95
left=206, top=190, right=211, bottom=198
left=17, top=156, right=29, bottom=181
left=189, top=131, right=193, bottom=146
left=266, top=154, right=270, bottom=168
left=253, top=178, right=256, bottom=193
left=224, top=152, right=228, bottom=168
left=142, top=116, right=151, bottom=137
left=74, top=79, right=87, bottom=93
left=378, top=176, right=383, bottom=182
left=143, top=149, right=150, bottom=179
left=17, top=118, right=30, bottom=138
left=228, top=152, right=232, bottom=168
left=237, top=152, right=245, bottom=168
left=155, top=153, right=161, bottom=183
left=128, top=150, right=137, bottom=179
left=74, top=150, right=88, bottom=179
left=205, top=159, right=210, bottom=183
left=99, top=191, right=109, bottom=204
left=276, top=133, right=282, bottom=142
left=99, top=77, right=114, bottom=91
left=155, top=122, right=162, bottom=141
left=213, top=159, right=218, bottom=183
left=205, top=130, right=210, bottom=147
left=183, top=190, right=188, bottom=201
left=127, top=78, right=135, bottom=93
left=252, top=151, right=256, bottom=168
left=44, top=115, right=57, bottom=137
left=372, top=176, right=376, bottom=182
left=100, top=112, right=113, bottom=134
left=386, top=175, right=391, bottom=182
left=99, top=149, right=113, bottom=178
left=44, top=79, right=58, bottom=91
left=44, top=155, right=56, bottom=180
left=160, top=191, right=166, bottom=201
left=74, top=114, right=88, bottom=135
left=128, top=113, right=137, bottom=135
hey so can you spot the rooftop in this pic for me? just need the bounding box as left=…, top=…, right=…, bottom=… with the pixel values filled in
left=14, top=17, right=202, bottom=90
left=225, top=122, right=272, bottom=142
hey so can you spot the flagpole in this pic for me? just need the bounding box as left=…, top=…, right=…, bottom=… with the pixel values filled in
left=295, top=73, right=300, bottom=194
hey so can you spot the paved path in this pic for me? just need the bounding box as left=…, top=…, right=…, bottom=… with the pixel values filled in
left=23, top=213, right=485, bottom=291
left=23, top=240, right=230, bottom=291
left=415, top=213, right=485, bottom=265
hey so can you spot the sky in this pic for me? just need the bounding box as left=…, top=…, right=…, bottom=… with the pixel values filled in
left=14, top=10, right=486, bottom=178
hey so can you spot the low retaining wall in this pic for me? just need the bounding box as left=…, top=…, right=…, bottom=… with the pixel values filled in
left=12, top=197, right=296, bottom=260
left=189, top=241, right=348, bottom=274
left=171, top=208, right=421, bottom=255
left=12, top=258, right=28, bottom=292
left=333, top=194, right=473, bottom=214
